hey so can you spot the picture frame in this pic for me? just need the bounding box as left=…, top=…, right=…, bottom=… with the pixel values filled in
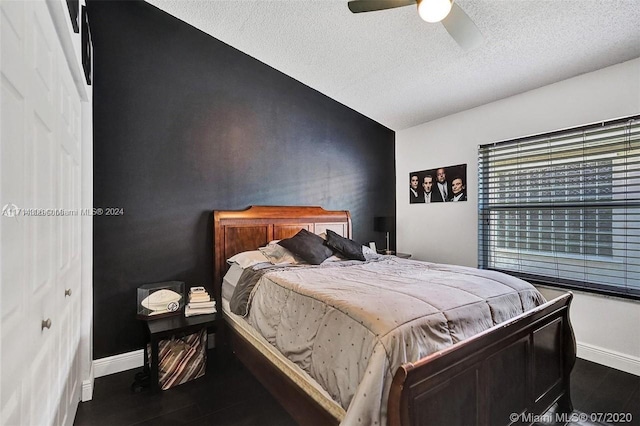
left=409, top=163, right=467, bottom=204
left=66, top=0, right=79, bottom=33
left=81, top=6, right=92, bottom=85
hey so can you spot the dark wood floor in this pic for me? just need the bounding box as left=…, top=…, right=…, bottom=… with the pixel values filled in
left=74, top=354, right=639, bottom=426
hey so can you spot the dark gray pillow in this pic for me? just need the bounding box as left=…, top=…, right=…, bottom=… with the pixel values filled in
left=278, top=229, right=334, bottom=265
left=325, top=229, right=366, bottom=261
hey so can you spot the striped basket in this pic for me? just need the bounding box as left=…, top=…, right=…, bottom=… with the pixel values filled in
left=148, top=329, right=207, bottom=390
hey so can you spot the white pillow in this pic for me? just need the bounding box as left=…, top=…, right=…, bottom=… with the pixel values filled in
left=362, top=245, right=382, bottom=261
left=362, top=245, right=376, bottom=255
left=259, top=243, right=303, bottom=265
left=227, top=250, right=270, bottom=268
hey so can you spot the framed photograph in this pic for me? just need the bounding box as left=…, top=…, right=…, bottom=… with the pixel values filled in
left=409, top=163, right=467, bottom=204
left=66, top=0, right=79, bottom=33
left=81, top=6, right=92, bottom=85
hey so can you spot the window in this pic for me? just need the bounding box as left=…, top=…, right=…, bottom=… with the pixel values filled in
left=478, top=116, right=639, bottom=299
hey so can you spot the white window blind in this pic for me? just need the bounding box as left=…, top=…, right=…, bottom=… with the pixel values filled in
left=478, top=116, right=639, bottom=299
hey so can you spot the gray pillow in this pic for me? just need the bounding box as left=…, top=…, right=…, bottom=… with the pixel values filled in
left=325, top=229, right=366, bottom=261
left=278, top=229, right=334, bottom=265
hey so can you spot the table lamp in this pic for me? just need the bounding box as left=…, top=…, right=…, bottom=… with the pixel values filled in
left=374, top=216, right=394, bottom=254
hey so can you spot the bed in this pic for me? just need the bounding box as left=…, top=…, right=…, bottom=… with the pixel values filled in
left=213, top=206, right=576, bottom=425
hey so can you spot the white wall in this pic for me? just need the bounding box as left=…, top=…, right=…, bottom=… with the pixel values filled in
left=396, top=57, right=640, bottom=375
left=537, top=286, right=640, bottom=375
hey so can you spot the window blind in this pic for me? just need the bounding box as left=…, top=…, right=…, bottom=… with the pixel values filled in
left=478, top=115, right=640, bottom=299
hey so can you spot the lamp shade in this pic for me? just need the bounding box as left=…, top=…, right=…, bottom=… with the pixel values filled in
left=374, top=216, right=394, bottom=232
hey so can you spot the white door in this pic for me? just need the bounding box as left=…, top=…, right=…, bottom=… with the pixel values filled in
left=1, top=1, right=83, bottom=425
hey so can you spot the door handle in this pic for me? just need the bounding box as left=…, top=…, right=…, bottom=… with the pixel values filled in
left=41, top=318, right=52, bottom=330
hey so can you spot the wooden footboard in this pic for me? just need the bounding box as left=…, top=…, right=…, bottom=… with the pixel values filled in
left=388, top=293, right=576, bottom=426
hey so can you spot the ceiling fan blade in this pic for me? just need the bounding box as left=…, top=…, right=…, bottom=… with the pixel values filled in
left=441, top=2, right=484, bottom=51
left=348, top=0, right=415, bottom=14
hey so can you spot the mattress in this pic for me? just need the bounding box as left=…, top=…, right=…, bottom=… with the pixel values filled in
left=221, top=265, right=345, bottom=422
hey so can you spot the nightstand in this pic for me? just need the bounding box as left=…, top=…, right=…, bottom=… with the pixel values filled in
left=144, top=313, right=217, bottom=392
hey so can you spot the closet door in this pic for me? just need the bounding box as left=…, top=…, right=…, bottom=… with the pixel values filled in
left=1, top=1, right=83, bottom=425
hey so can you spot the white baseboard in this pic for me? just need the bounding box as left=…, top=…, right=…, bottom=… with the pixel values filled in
left=93, top=335, right=217, bottom=377
left=81, top=363, right=95, bottom=402
left=89, top=341, right=638, bottom=384
left=94, top=349, right=144, bottom=378
left=577, top=342, right=640, bottom=376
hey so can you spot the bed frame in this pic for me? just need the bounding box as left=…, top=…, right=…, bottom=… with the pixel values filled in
left=213, top=206, right=576, bottom=425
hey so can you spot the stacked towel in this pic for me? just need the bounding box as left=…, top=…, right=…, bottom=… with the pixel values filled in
left=185, top=286, right=216, bottom=317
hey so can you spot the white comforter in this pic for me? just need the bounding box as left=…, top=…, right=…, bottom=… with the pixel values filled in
left=242, top=257, right=545, bottom=425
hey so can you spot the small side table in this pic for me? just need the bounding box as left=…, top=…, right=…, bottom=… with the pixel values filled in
left=144, top=313, right=217, bottom=392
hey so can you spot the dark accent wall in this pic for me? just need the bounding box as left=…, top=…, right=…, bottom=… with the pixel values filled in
left=88, top=0, right=396, bottom=359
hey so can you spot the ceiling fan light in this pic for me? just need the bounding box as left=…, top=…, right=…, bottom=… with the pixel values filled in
left=417, top=0, right=452, bottom=23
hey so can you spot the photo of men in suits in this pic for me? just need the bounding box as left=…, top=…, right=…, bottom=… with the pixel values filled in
left=449, top=176, right=467, bottom=202
left=409, top=174, right=423, bottom=203
left=408, top=164, right=467, bottom=205
left=422, top=175, right=434, bottom=203
left=432, top=167, right=452, bottom=202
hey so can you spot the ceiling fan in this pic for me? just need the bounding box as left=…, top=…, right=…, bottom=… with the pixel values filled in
left=347, top=0, right=484, bottom=51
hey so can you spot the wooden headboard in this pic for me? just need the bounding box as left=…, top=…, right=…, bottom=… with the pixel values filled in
left=212, top=205, right=352, bottom=306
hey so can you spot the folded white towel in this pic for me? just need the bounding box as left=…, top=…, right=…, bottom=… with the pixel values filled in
left=188, top=301, right=215, bottom=309
left=185, top=305, right=216, bottom=317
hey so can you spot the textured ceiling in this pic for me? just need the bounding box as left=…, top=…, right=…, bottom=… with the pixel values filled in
left=145, top=0, right=640, bottom=131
